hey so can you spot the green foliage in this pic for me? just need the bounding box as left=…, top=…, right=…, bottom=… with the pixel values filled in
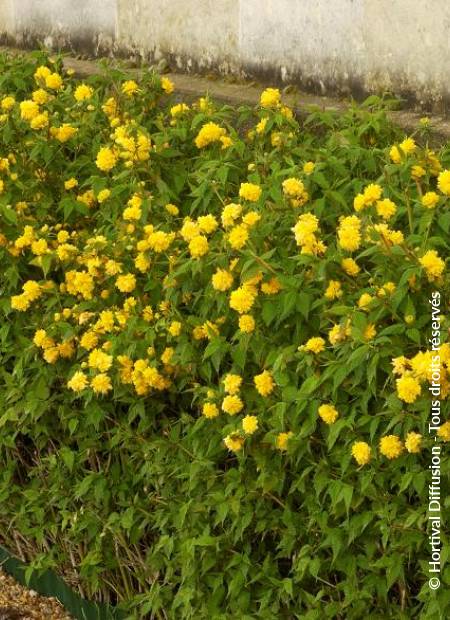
left=0, top=51, right=449, bottom=619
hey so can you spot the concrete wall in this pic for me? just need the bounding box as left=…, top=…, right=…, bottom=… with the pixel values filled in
left=0, top=0, right=449, bottom=111
left=0, top=0, right=116, bottom=55
left=117, top=1, right=240, bottom=75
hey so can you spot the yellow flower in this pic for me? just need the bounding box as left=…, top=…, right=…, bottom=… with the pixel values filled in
left=66, top=270, right=95, bottom=299
left=68, top=371, right=89, bottom=392
left=242, top=211, right=261, bottom=226
left=421, top=192, right=439, bottom=209
left=197, top=96, right=212, bottom=113
left=116, top=274, right=136, bottom=293
left=276, top=431, right=293, bottom=451
left=256, top=118, right=268, bottom=134
left=96, top=147, right=117, bottom=172
left=341, top=258, right=360, bottom=276
left=363, top=323, right=377, bottom=340
left=437, top=422, right=450, bottom=442
left=353, top=194, right=366, bottom=212
left=212, top=269, right=233, bottom=292
left=411, top=165, right=426, bottom=180
left=282, top=178, right=305, bottom=198
left=122, top=80, right=139, bottom=96
left=228, top=224, right=249, bottom=250
left=229, top=286, right=256, bottom=314
left=379, top=435, right=404, bottom=459
left=271, top=132, right=282, bottom=147
left=180, top=219, right=200, bottom=241
left=242, top=415, right=258, bottom=435
left=352, top=441, right=371, bottom=465
left=419, top=250, right=445, bottom=281
left=161, top=77, right=174, bottom=94
left=165, top=203, right=179, bottom=216
left=364, top=323, right=377, bottom=341
left=261, top=277, right=281, bottom=295
left=22, top=281, right=41, bottom=302
left=389, top=145, right=401, bottom=163
left=303, top=161, right=315, bottom=175
left=280, top=105, right=293, bottom=119
left=223, top=374, right=242, bottom=394
left=325, top=280, right=342, bottom=300
left=405, top=432, right=422, bottom=453
left=31, top=239, right=48, bottom=255
left=45, top=72, right=63, bottom=90
left=94, top=310, right=115, bottom=333
left=337, top=215, right=361, bottom=252
left=221, top=134, right=233, bottom=148
left=53, top=124, right=78, bottom=142
left=328, top=323, right=349, bottom=345
left=168, top=321, right=181, bottom=336
left=147, top=231, right=174, bottom=253
left=195, top=122, right=226, bottom=148
left=88, top=349, right=113, bottom=372
left=376, top=199, right=396, bottom=220
left=34, top=66, right=51, bottom=82
left=20, top=100, right=39, bottom=120
left=33, top=329, right=48, bottom=348
left=239, top=182, right=262, bottom=202
left=222, top=395, right=244, bottom=415
left=91, top=373, right=112, bottom=394
left=239, top=314, right=255, bottom=333
left=29, top=112, right=49, bottom=130
left=32, top=89, right=48, bottom=104
left=58, top=341, right=75, bottom=359
left=358, top=293, right=373, bottom=310
left=43, top=347, right=60, bottom=364
left=102, top=97, right=117, bottom=117
left=65, top=178, right=78, bottom=190
left=1, top=95, right=15, bottom=111
left=401, top=138, right=417, bottom=154
left=97, top=189, right=111, bottom=203
left=123, top=205, right=141, bottom=221
left=161, top=347, right=175, bottom=364
left=202, top=402, right=219, bottom=419
left=363, top=183, right=382, bottom=205
left=80, top=331, right=98, bottom=351
left=170, top=103, right=189, bottom=118
left=260, top=88, right=281, bottom=108
left=410, top=351, right=432, bottom=380
left=74, top=84, right=94, bottom=101
left=381, top=281, right=398, bottom=295
left=318, top=404, right=339, bottom=424
left=224, top=433, right=244, bottom=452
left=396, top=373, right=421, bottom=403
left=304, top=337, right=325, bottom=353
left=56, top=230, right=69, bottom=243
left=437, top=169, right=450, bottom=195
left=254, top=370, right=274, bottom=396
left=221, top=203, right=242, bottom=227
left=188, top=235, right=209, bottom=258
left=292, top=212, right=323, bottom=255
left=197, top=214, right=218, bottom=234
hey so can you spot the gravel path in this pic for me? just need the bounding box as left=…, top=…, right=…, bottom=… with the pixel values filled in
left=0, top=570, right=72, bottom=620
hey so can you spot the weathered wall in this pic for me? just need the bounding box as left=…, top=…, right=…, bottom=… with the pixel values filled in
left=0, top=0, right=116, bottom=54
left=117, top=0, right=240, bottom=74
left=1, top=0, right=450, bottom=111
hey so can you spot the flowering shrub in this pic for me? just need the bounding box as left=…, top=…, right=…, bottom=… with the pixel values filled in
left=0, top=51, right=449, bottom=618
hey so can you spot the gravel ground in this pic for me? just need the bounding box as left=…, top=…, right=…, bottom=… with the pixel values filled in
left=0, top=570, right=72, bottom=619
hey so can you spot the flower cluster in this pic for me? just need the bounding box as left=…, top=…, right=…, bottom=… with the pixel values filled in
left=1, top=55, right=449, bottom=472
